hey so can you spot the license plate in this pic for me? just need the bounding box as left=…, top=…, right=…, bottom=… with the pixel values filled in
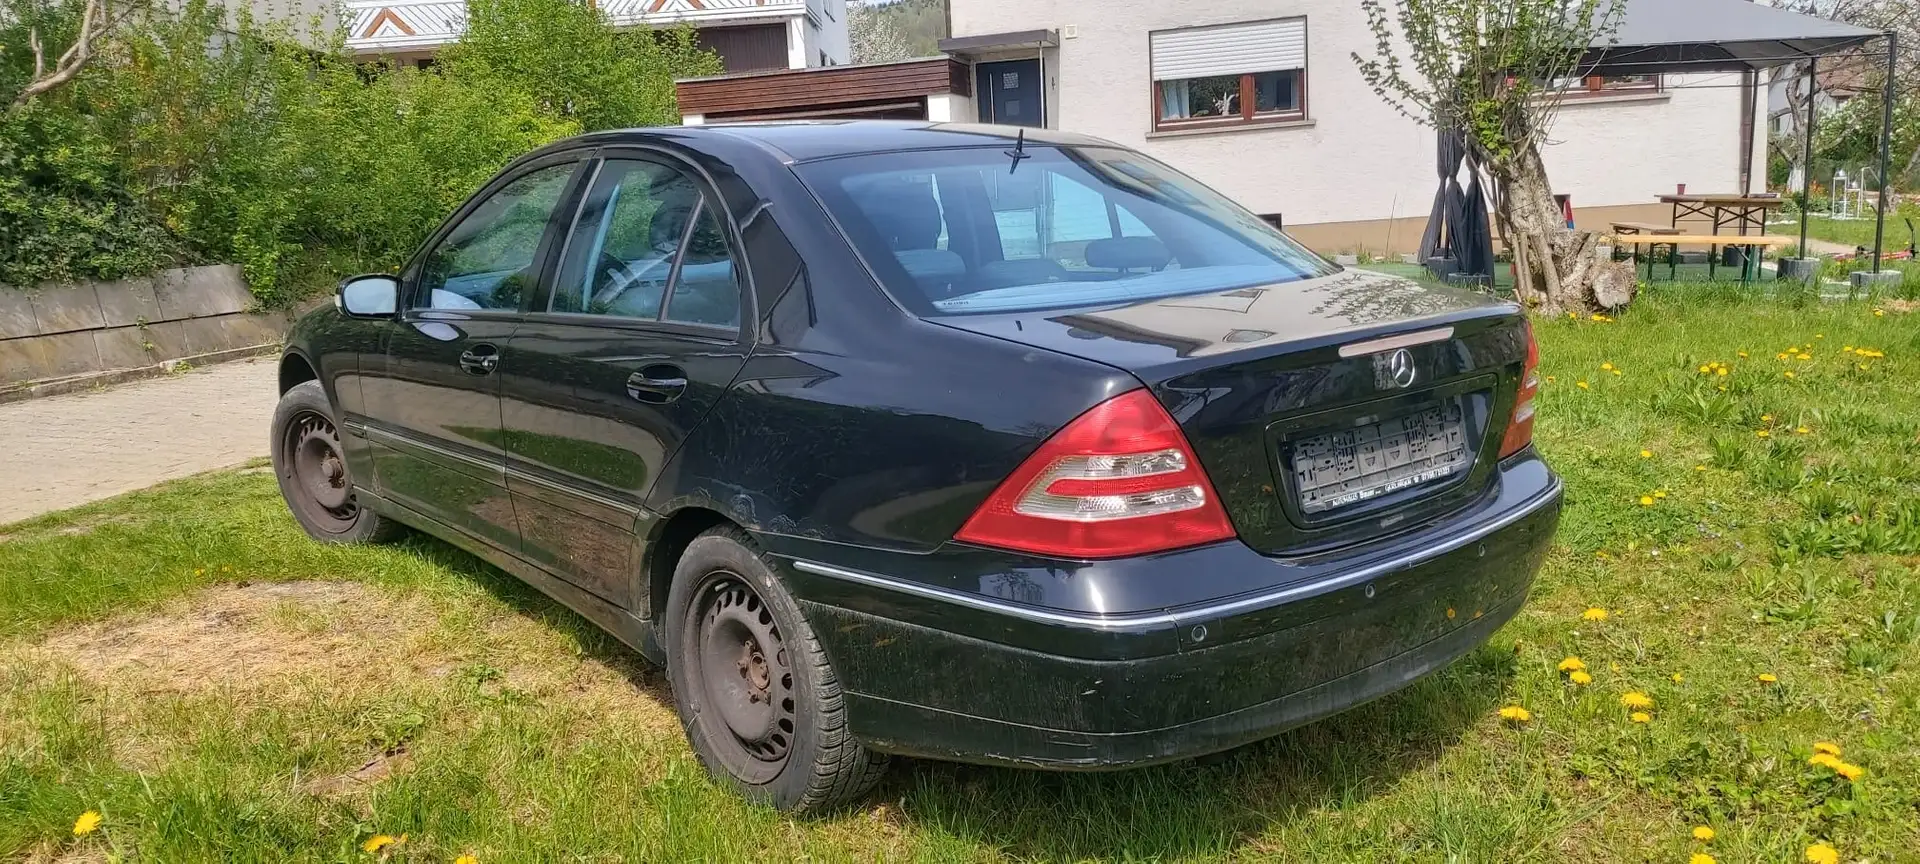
left=1291, top=402, right=1472, bottom=514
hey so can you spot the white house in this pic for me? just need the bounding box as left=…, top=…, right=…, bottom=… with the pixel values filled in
left=346, top=0, right=849, bottom=72
left=932, top=0, right=1770, bottom=254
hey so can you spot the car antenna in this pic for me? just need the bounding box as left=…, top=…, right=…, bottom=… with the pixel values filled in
left=1004, top=128, right=1029, bottom=174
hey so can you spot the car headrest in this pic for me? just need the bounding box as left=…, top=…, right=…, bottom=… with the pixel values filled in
left=1084, top=237, right=1171, bottom=271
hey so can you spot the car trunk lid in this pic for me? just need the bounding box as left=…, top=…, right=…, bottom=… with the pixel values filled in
left=930, top=269, right=1532, bottom=556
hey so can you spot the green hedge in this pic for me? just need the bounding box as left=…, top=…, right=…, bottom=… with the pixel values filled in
left=0, top=0, right=719, bottom=303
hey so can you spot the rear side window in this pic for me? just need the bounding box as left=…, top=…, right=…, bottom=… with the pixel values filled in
left=796, top=146, right=1335, bottom=315
left=550, top=157, right=742, bottom=329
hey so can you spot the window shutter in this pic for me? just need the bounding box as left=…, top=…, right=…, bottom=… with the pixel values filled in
left=1149, top=18, right=1307, bottom=82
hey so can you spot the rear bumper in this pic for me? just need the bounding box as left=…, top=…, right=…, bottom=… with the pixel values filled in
left=777, top=456, right=1562, bottom=769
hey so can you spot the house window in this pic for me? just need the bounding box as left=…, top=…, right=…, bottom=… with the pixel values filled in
left=1549, top=74, right=1663, bottom=96
left=1150, top=17, right=1307, bottom=130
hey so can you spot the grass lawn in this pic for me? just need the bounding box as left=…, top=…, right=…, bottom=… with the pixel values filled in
left=4, top=291, right=1920, bottom=862
left=1793, top=213, right=1920, bottom=253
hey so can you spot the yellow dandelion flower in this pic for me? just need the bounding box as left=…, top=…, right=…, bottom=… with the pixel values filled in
left=1621, top=692, right=1653, bottom=709
left=1737, top=351, right=1749, bottom=358
left=1797, top=427, right=1810, bottom=434
left=1671, top=672, right=1685, bottom=682
left=1806, top=843, right=1839, bottom=864
left=1498, top=705, right=1532, bottom=723
left=1582, top=607, right=1609, bottom=621
left=1602, top=362, right=1615, bottom=371
left=1716, top=367, right=1729, bottom=376
left=1577, top=380, right=1590, bottom=390
left=1762, top=414, right=1774, bottom=421
left=1693, top=826, right=1715, bottom=841
left=456, top=857, right=478, bottom=864
left=1874, top=308, right=1886, bottom=317
left=1640, top=449, right=1653, bottom=458
left=1640, top=495, right=1654, bottom=506
left=1758, top=673, right=1778, bottom=684
left=1694, top=465, right=1707, bottom=472
left=1777, top=352, right=1790, bottom=360
left=1630, top=711, right=1652, bottom=723
left=1699, top=364, right=1711, bottom=373
left=1858, top=363, right=1869, bottom=371
left=1816, top=333, right=1825, bottom=339
left=1612, top=369, right=1622, bottom=376
left=363, top=834, right=398, bottom=854
left=1834, top=762, right=1864, bottom=781
left=1785, top=371, right=1797, bottom=378
left=1810, top=752, right=1843, bottom=770
left=1813, top=741, right=1842, bottom=756
left=1757, top=430, right=1771, bottom=438
left=1844, top=346, right=1855, bottom=353
left=72, top=810, right=101, bottom=836
left=1569, top=670, right=1593, bottom=685
left=1691, top=854, right=1716, bottom=864
left=1558, top=656, right=1586, bottom=672
left=1447, top=607, right=1457, bottom=619
left=1654, top=490, right=1668, bottom=499
left=194, top=568, right=204, bottom=576
left=1797, top=353, right=1813, bottom=360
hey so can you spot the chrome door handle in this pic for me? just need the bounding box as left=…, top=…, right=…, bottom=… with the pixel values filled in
left=626, top=365, right=687, bottom=404
left=459, top=346, right=499, bottom=375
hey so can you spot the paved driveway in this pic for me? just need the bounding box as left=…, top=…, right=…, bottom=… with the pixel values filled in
left=0, top=360, right=277, bottom=525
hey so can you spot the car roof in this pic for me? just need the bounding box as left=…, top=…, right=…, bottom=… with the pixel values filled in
left=559, top=120, right=1120, bottom=164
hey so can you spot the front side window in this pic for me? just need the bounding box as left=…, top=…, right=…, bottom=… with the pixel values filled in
left=798, top=145, right=1336, bottom=316
left=551, top=157, right=741, bottom=329
left=417, top=162, right=575, bottom=311
left=1151, top=18, right=1307, bottom=130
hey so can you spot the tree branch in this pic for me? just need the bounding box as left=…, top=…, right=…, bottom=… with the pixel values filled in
left=11, top=0, right=108, bottom=109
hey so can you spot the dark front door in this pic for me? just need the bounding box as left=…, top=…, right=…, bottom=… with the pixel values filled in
left=977, top=59, right=1042, bottom=127
left=366, top=158, right=581, bottom=551
left=501, top=155, right=750, bottom=607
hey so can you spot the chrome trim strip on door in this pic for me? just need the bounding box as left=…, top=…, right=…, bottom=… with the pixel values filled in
left=790, top=478, right=1561, bottom=631
left=1337, top=326, right=1457, bottom=358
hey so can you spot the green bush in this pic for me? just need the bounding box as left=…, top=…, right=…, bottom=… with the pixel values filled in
left=0, top=0, right=718, bottom=301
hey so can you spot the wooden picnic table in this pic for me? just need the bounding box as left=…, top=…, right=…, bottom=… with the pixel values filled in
left=1657, top=194, right=1786, bottom=238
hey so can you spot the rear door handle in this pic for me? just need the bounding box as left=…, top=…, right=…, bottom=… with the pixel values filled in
left=459, top=345, right=500, bottom=375
left=626, top=364, right=687, bottom=404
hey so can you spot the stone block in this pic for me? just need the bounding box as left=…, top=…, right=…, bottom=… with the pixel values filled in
left=27, top=283, right=105, bottom=334
left=0, top=331, right=98, bottom=384
left=0, top=290, right=37, bottom=340
left=138, top=320, right=195, bottom=362
left=96, top=275, right=166, bottom=328
left=154, top=265, right=252, bottom=320
left=1776, top=258, right=1821, bottom=282
left=1850, top=270, right=1905, bottom=290
left=93, top=325, right=159, bottom=371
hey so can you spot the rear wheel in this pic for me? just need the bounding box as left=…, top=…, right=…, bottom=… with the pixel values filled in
left=270, top=380, right=399, bottom=544
left=665, top=527, right=888, bottom=813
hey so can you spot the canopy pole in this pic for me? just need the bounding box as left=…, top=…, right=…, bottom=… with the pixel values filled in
left=1800, top=57, right=1818, bottom=258
left=1872, top=29, right=1896, bottom=272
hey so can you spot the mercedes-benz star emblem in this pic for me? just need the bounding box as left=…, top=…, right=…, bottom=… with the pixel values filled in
left=1388, top=348, right=1417, bottom=389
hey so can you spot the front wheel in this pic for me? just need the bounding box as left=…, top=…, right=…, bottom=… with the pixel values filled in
left=270, top=380, right=400, bottom=544
left=665, top=527, right=888, bottom=813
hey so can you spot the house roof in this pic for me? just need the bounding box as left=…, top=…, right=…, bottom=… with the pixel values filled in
left=1582, top=0, right=1882, bottom=76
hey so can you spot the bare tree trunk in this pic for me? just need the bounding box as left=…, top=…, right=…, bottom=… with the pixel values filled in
left=1487, top=140, right=1630, bottom=315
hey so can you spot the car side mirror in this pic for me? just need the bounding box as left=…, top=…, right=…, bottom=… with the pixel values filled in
left=337, top=274, right=399, bottom=318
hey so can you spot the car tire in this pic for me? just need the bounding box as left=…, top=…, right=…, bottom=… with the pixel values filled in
left=270, top=380, right=401, bottom=544
left=664, top=526, right=889, bottom=814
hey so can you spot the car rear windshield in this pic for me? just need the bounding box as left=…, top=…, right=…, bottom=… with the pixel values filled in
left=794, top=145, right=1338, bottom=316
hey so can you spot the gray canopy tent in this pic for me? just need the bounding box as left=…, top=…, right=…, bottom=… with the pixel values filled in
left=1424, top=0, right=1893, bottom=282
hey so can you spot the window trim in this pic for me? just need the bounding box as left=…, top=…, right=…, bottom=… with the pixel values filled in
left=1147, top=17, right=1310, bottom=132
left=1544, top=74, right=1665, bottom=102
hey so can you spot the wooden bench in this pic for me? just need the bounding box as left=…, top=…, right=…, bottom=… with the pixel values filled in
left=1602, top=234, right=1794, bottom=283
left=1610, top=221, right=1682, bottom=235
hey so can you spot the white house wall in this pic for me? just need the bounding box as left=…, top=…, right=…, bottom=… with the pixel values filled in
left=951, top=0, right=1767, bottom=233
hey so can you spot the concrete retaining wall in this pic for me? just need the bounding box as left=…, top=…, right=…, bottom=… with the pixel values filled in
left=0, top=265, right=291, bottom=396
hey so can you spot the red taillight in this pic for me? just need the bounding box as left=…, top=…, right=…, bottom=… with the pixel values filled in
left=1500, top=320, right=1541, bottom=458
left=954, top=389, right=1236, bottom=559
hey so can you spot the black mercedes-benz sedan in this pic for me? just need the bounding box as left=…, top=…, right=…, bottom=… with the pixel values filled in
left=271, top=121, right=1561, bottom=813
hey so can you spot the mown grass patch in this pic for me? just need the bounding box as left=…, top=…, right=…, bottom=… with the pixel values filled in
left=2, top=291, right=1918, bottom=862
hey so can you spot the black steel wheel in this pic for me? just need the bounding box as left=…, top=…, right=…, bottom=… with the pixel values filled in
left=270, top=380, right=400, bottom=544
left=691, top=571, right=798, bottom=779
left=665, top=527, right=888, bottom=813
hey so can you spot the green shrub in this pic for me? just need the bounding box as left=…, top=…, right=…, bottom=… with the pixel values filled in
left=0, top=0, right=718, bottom=302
